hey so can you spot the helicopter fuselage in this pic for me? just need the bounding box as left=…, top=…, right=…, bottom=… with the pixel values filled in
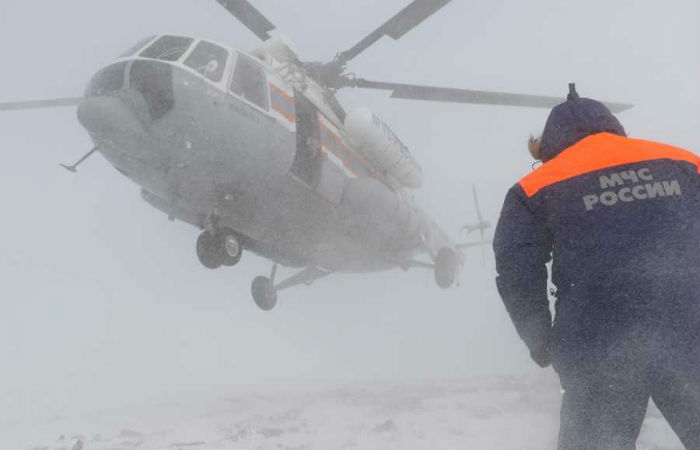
left=77, top=35, right=455, bottom=273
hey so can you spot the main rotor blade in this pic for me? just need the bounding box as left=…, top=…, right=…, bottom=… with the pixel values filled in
left=336, top=0, right=451, bottom=65
left=456, top=240, right=492, bottom=250
left=215, top=0, right=276, bottom=41
left=0, top=97, right=82, bottom=111
left=353, top=79, right=633, bottom=113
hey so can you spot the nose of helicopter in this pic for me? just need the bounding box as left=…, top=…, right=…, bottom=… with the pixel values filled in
left=77, top=96, right=146, bottom=143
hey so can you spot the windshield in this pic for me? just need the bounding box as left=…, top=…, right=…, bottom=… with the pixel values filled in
left=183, top=41, right=229, bottom=82
left=119, top=36, right=156, bottom=57
left=139, top=35, right=193, bottom=62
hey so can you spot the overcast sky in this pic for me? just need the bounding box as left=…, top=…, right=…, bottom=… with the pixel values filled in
left=0, top=0, right=698, bottom=430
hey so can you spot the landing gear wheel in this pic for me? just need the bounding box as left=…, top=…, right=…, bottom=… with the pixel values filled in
left=196, top=229, right=243, bottom=269
left=434, top=247, right=458, bottom=289
left=251, top=276, right=278, bottom=311
left=196, top=231, right=224, bottom=269
left=219, top=230, right=243, bottom=267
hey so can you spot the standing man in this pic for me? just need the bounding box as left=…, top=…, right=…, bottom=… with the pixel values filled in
left=493, top=85, right=700, bottom=450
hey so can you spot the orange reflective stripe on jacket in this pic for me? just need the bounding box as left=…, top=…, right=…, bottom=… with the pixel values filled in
left=519, top=133, right=700, bottom=197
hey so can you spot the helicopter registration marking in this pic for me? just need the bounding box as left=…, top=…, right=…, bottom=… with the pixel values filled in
left=269, top=84, right=296, bottom=123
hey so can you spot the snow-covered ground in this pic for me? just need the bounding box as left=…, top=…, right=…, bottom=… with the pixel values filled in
left=4, top=373, right=682, bottom=450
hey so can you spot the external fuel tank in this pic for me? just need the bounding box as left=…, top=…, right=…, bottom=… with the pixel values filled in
left=344, top=108, right=423, bottom=188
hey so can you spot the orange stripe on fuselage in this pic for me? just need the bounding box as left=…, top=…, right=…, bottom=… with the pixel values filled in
left=318, top=122, right=383, bottom=179
left=271, top=102, right=295, bottom=122
left=519, top=133, right=700, bottom=197
left=269, top=84, right=294, bottom=104
left=319, top=123, right=354, bottom=171
left=269, top=84, right=296, bottom=122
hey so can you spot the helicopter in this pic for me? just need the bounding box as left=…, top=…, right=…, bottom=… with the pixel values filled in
left=0, top=0, right=631, bottom=310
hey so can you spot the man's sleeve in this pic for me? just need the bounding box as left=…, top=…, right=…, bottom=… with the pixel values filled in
left=493, top=184, right=553, bottom=359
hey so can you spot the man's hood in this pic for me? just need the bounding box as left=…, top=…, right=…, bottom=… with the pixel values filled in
left=539, top=97, right=626, bottom=162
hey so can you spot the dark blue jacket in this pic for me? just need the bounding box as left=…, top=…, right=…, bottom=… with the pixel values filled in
left=493, top=100, right=700, bottom=375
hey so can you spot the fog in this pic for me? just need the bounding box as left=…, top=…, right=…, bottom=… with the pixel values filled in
left=0, top=0, right=698, bottom=448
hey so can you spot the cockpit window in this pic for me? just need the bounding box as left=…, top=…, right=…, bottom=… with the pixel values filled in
left=119, top=36, right=156, bottom=58
left=230, top=53, right=269, bottom=111
left=139, top=35, right=193, bottom=62
left=183, top=41, right=228, bottom=83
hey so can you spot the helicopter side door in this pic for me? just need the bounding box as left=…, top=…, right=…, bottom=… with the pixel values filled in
left=290, top=93, right=345, bottom=204
left=290, top=93, right=322, bottom=186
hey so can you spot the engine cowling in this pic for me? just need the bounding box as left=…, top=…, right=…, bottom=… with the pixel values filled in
left=344, top=108, right=423, bottom=189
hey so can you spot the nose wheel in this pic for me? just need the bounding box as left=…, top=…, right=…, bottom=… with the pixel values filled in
left=196, top=229, right=243, bottom=269
left=251, top=276, right=278, bottom=311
